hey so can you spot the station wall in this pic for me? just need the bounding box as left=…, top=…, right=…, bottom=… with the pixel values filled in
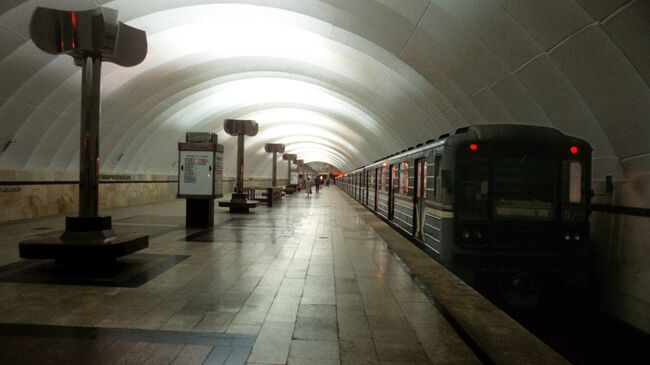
left=591, top=177, right=650, bottom=334
left=0, top=170, right=291, bottom=222
left=0, top=170, right=177, bottom=222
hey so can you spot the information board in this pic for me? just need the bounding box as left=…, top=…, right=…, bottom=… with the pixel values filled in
left=213, top=150, right=224, bottom=198
left=179, top=150, right=214, bottom=196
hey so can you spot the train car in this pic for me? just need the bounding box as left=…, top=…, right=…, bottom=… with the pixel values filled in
left=339, top=124, right=592, bottom=296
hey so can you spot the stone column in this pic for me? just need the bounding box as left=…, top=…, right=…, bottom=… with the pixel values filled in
left=264, top=143, right=285, bottom=186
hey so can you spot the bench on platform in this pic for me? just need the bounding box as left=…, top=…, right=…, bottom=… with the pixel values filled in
left=243, top=186, right=284, bottom=207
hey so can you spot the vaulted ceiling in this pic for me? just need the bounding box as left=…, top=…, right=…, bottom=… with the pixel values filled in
left=1, top=0, right=648, bottom=180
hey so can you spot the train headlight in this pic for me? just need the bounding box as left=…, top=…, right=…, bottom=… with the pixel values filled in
left=574, top=233, right=580, bottom=241
left=461, top=230, right=470, bottom=239
left=564, top=233, right=571, bottom=241
left=473, top=231, right=482, bottom=239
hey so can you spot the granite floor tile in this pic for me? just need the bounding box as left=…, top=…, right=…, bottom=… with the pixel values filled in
left=373, top=342, right=430, bottom=363
left=142, top=343, right=185, bottom=365
left=289, top=259, right=310, bottom=271
left=231, top=302, right=273, bottom=325
left=246, top=285, right=280, bottom=304
left=361, top=296, right=404, bottom=316
left=289, top=339, right=340, bottom=361
left=265, top=296, right=300, bottom=323
left=288, top=359, right=340, bottom=365
left=391, top=290, right=430, bottom=304
left=194, top=311, right=237, bottom=333
left=417, top=340, right=480, bottom=364
left=398, top=301, right=447, bottom=329
left=337, top=317, right=372, bottom=340
left=160, top=313, right=204, bottom=331
left=297, top=304, right=336, bottom=319
left=0, top=189, right=478, bottom=364
left=259, top=270, right=286, bottom=287
left=171, top=344, right=214, bottom=365
left=277, top=278, right=305, bottom=297
left=248, top=321, right=294, bottom=364
left=335, top=277, right=361, bottom=295
left=202, top=345, right=232, bottom=364
left=340, top=338, right=379, bottom=365
left=285, top=270, right=307, bottom=279
left=224, top=346, right=252, bottom=365
left=336, top=293, right=364, bottom=305
left=293, top=316, right=338, bottom=341
left=226, top=324, right=262, bottom=335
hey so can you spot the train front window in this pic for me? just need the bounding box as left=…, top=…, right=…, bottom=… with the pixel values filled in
left=493, top=158, right=556, bottom=221
left=567, top=161, right=582, bottom=203
left=561, top=161, right=584, bottom=222
left=457, top=158, right=489, bottom=220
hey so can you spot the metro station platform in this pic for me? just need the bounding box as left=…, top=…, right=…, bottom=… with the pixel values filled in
left=0, top=187, right=563, bottom=364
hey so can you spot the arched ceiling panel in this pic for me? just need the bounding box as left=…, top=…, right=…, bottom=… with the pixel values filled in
left=2, top=3, right=445, bottom=177
left=0, top=0, right=647, bottom=181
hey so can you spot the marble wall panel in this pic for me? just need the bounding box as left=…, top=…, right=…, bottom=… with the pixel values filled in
left=0, top=170, right=177, bottom=222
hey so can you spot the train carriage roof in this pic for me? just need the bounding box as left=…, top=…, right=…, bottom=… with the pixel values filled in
left=447, top=124, right=589, bottom=146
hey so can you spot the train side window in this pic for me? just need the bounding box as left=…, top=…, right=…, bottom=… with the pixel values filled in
left=380, top=166, right=387, bottom=191
left=434, top=155, right=443, bottom=202
left=426, top=160, right=435, bottom=201
left=392, top=165, right=399, bottom=194
left=399, top=162, right=409, bottom=194
left=566, top=161, right=582, bottom=204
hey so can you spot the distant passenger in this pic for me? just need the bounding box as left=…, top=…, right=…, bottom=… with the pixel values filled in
left=325, top=178, right=331, bottom=187
left=305, top=175, right=312, bottom=197
left=314, top=175, right=321, bottom=194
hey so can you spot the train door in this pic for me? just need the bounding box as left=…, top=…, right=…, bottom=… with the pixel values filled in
left=374, top=168, right=378, bottom=211
left=414, top=158, right=427, bottom=239
left=389, top=164, right=396, bottom=219
left=355, top=172, right=359, bottom=200
left=357, top=172, right=361, bottom=200
left=358, top=172, right=362, bottom=200
left=365, top=169, right=369, bottom=205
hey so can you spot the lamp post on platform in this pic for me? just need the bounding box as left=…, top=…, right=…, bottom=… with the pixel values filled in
left=282, top=153, right=297, bottom=193
left=219, top=119, right=259, bottom=213
left=19, top=7, right=149, bottom=266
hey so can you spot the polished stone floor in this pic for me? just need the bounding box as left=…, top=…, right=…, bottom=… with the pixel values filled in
left=0, top=187, right=478, bottom=364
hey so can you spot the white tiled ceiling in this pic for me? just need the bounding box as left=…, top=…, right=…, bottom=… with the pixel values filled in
left=0, top=0, right=646, bottom=181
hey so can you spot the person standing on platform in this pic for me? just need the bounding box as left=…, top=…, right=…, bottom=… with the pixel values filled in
left=314, top=175, right=321, bottom=194
left=325, top=177, right=330, bottom=187
left=305, top=175, right=312, bottom=197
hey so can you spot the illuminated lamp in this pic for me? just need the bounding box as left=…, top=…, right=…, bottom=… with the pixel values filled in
left=469, top=143, right=478, bottom=151
left=570, top=146, right=579, bottom=155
